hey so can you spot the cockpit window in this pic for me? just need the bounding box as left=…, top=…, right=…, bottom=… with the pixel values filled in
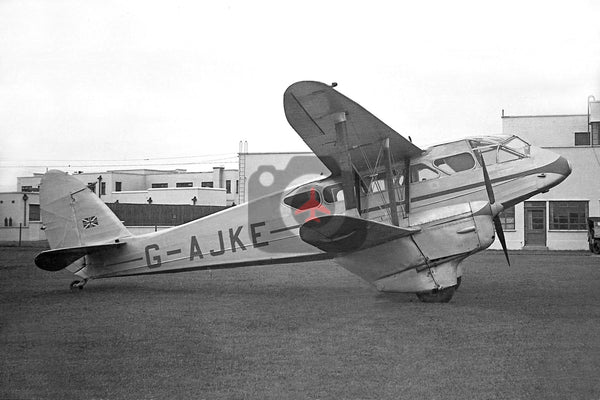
left=470, top=136, right=530, bottom=165
left=283, top=189, right=321, bottom=209
left=497, top=148, right=521, bottom=163
left=323, top=183, right=345, bottom=203
left=434, top=153, right=475, bottom=174
left=410, top=164, right=439, bottom=183
left=502, top=136, right=530, bottom=156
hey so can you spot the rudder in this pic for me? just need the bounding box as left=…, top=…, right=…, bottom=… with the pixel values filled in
left=40, top=170, right=131, bottom=249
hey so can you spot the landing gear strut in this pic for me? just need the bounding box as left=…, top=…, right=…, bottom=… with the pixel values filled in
left=70, top=279, right=88, bottom=290
left=416, top=285, right=456, bottom=303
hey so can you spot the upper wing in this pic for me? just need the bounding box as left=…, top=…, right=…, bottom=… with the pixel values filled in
left=299, top=214, right=420, bottom=253
left=284, top=81, right=423, bottom=176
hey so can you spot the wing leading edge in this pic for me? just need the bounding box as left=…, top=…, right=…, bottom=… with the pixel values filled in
left=284, top=81, right=423, bottom=176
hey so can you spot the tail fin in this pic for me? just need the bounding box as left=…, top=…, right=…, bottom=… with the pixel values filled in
left=40, top=170, right=131, bottom=249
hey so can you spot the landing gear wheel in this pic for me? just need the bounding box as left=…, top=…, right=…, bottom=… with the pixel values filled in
left=593, top=241, right=600, bottom=254
left=69, top=279, right=87, bottom=290
left=416, top=286, right=456, bottom=303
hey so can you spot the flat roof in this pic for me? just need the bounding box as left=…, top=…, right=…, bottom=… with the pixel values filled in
left=242, top=151, right=313, bottom=155
left=502, top=114, right=587, bottom=119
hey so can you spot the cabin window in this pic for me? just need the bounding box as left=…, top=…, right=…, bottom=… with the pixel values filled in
left=549, top=201, right=588, bottom=230
left=284, top=189, right=322, bottom=209
left=369, top=178, right=386, bottom=193
left=479, top=148, right=498, bottom=165
left=323, top=183, right=344, bottom=203
left=433, top=153, right=475, bottom=174
left=395, top=173, right=405, bottom=187
left=410, top=164, right=439, bottom=183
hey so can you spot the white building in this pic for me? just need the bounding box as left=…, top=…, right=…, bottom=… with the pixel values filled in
left=17, top=167, right=240, bottom=206
left=1, top=167, right=239, bottom=242
left=493, top=97, right=600, bottom=250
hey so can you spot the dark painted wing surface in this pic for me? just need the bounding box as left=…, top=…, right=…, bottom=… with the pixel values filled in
left=299, top=215, right=420, bottom=253
left=284, top=81, right=423, bottom=176
left=35, top=242, right=125, bottom=271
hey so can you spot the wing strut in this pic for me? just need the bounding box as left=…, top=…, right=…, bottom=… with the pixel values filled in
left=383, top=138, right=399, bottom=226
left=404, top=158, right=411, bottom=214
left=334, top=112, right=358, bottom=211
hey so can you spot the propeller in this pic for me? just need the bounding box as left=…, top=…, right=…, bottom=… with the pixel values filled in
left=477, top=151, right=510, bottom=266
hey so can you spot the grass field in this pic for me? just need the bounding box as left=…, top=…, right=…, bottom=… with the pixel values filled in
left=1, top=245, right=599, bottom=399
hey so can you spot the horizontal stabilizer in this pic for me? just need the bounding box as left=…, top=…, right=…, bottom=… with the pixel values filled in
left=35, top=242, right=125, bottom=271
left=299, top=215, right=420, bottom=253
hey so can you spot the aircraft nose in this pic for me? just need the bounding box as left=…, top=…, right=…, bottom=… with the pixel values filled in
left=550, top=155, right=572, bottom=178
left=537, top=153, right=571, bottom=192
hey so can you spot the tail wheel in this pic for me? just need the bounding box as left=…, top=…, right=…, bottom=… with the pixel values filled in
left=69, top=280, right=87, bottom=290
left=416, top=286, right=456, bottom=303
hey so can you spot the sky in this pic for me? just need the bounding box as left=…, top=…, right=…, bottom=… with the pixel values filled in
left=1, top=0, right=599, bottom=191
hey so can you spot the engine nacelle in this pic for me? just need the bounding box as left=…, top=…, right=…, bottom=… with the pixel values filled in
left=335, top=201, right=496, bottom=293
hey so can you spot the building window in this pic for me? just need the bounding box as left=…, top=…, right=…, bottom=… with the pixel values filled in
left=236, top=180, right=239, bottom=194
left=498, top=206, right=515, bottom=230
left=201, top=181, right=214, bottom=188
left=176, top=182, right=193, bottom=188
left=88, top=183, right=96, bottom=193
left=592, top=122, right=600, bottom=146
left=29, top=204, right=40, bottom=221
left=225, top=180, right=231, bottom=194
left=115, top=182, right=122, bottom=192
left=21, top=185, right=38, bottom=192
left=100, top=182, right=106, bottom=196
left=574, top=132, right=590, bottom=146
left=549, top=201, right=588, bottom=230
left=151, top=183, right=168, bottom=188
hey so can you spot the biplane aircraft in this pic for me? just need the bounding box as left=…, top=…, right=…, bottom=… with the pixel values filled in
left=34, top=81, right=571, bottom=302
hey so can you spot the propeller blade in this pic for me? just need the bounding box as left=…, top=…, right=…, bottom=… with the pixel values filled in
left=494, top=215, right=511, bottom=266
left=478, top=151, right=495, bottom=204
left=478, top=151, right=510, bottom=266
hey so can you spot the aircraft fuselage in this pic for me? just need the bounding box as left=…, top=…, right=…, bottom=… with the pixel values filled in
left=70, top=135, right=570, bottom=288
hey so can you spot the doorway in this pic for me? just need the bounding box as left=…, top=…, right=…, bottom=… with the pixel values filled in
left=524, top=201, right=546, bottom=247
